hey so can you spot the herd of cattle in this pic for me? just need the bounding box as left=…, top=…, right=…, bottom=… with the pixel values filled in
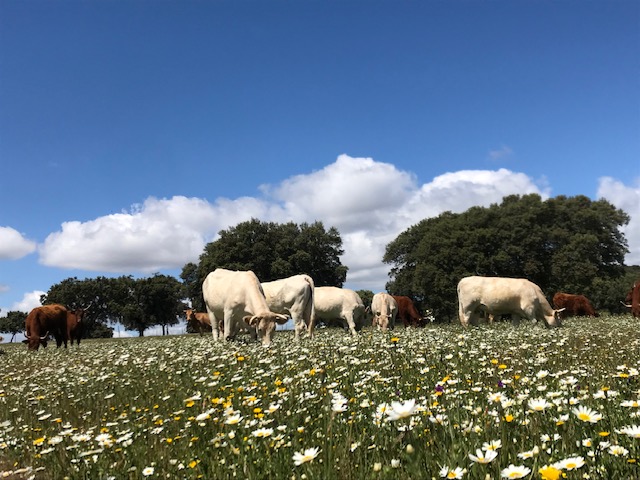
left=23, top=269, right=640, bottom=350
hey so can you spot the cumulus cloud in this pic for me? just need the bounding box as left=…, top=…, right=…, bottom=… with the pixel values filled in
left=0, top=227, right=36, bottom=260
left=39, top=196, right=222, bottom=272
left=11, top=290, right=45, bottom=313
left=597, top=177, right=640, bottom=266
left=36, top=155, right=554, bottom=292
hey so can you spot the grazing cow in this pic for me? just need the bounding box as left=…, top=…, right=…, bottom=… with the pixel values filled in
left=66, top=307, right=87, bottom=347
left=202, top=269, right=289, bottom=347
left=24, top=304, right=87, bottom=350
left=261, top=274, right=315, bottom=340
left=392, top=295, right=425, bottom=327
left=184, top=309, right=213, bottom=336
left=371, top=292, right=398, bottom=330
left=314, top=287, right=366, bottom=336
left=552, top=293, right=598, bottom=318
left=457, top=276, right=564, bottom=328
left=623, top=280, right=640, bottom=318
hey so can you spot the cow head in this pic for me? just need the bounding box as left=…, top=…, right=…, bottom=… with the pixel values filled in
left=243, top=312, right=289, bottom=346
left=373, top=309, right=395, bottom=331
left=184, top=309, right=195, bottom=322
left=23, top=330, right=49, bottom=350
left=545, top=308, right=565, bottom=328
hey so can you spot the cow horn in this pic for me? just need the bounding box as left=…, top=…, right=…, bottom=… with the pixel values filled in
left=24, top=331, right=30, bottom=339
left=40, top=331, right=49, bottom=340
left=620, top=301, right=632, bottom=308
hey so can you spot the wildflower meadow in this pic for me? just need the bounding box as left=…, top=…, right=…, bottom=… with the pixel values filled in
left=1, top=315, right=639, bottom=479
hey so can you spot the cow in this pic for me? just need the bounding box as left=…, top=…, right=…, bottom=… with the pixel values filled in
left=623, top=280, right=640, bottom=318
left=184, top=309, right=213, bottom=336
left=202, top=269, right=289, bottom=347
left=457, top=276, right=564, bottom=328
left=24, top=304, right=88, bottom=350
left=261, top=274, right=315, bottom=340
left=371, top=292, right=398, bottom=330
left=392, top=295, right=425, bottom=327
left=66, top=307, right=87, bottom=347
left=313, top=286, right=366, bottom=336
left=552, top=293, right=598, bottom=318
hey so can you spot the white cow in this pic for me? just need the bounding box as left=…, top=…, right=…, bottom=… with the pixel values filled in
left=314, top=286, right=365, bottom=336
left=371, top=292, right=398, bottom=331
left=202, top=269, right=289, bottom=346
left=457, top=276, right=564, bottom=328
left=261, top=274, right=315, bottom=340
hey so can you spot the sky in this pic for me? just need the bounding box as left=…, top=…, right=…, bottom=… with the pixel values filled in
left=1, top=0, right=639, bottom=336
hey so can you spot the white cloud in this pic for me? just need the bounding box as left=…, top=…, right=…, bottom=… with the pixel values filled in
left=597, top=177, right=640, bottom=266
left=0, top=227, right=36, bottom=260
left=39, top=196, right=221, bottom=272
left=488, top=145, right=514, bottom=161
left=36, top=156, right=554, bottom=293
left=11, top=290, right=45, bottom=313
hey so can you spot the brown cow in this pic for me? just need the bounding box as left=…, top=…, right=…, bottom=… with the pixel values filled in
left=392, top=296, right=426, bottom=328
left=184, top=309, right=214, bottom=336
left=552, top=293, right=598, bottom=319
left=623, top=281, right=640, bottom=318
left=24, top=304, right=87, bottom=350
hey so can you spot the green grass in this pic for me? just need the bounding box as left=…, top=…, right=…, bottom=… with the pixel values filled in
left=1, top=315, right=639, bottom=479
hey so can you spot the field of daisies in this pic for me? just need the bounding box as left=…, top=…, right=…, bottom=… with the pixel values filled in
left=1, top=315, right=639, bottom=480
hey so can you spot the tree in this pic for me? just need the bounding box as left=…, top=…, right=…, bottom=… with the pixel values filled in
left=384, top=194, right=630, bottom=321
left=356, top=290, right=374, bottom=310
left=0, top=311, right=27, bottom=342
left=112, top=275, right=186, bottom=336
left=184, top=219, right=348, bottom=308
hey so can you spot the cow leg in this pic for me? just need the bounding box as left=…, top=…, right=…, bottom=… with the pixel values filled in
left=208, top=311, right=222, bottom=341
left=344, top=315, right=358, bottom=336
left=292, top=317, right=306, bottom=341
left=511, top=314, right=521, bottom=326
left=223, top=310, right=235, bottom=341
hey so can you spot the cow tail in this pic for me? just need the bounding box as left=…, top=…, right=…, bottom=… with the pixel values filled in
left=304, top=275, right=316, bottom=337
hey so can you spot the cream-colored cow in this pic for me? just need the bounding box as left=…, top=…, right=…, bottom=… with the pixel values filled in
left=314, top=286, right=365, bottom=336
left=262, top=274, right=315, bottom=340
left=202, top=269, right=288, bottom=346
left=371, top=292, right=398, bottom=331
left=457, top=276, right=563, bottom=327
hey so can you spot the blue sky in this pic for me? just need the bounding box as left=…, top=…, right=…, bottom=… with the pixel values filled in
left=1, top=1, right=639, bottom=332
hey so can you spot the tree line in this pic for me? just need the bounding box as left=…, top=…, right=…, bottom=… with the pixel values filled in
left=0, top=194, right=636, bottom=340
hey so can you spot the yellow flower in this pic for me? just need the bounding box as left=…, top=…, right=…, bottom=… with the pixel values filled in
left=538, top=465, right=561, bottom=480
left=390, top=337, right=399, bottom=343
left=505, top=414, right=514, bottom=423
left=33, top=437, right=45, bottom=446
left=499, top=364, right=507, bottom=369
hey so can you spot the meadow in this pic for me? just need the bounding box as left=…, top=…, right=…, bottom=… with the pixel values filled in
left=1, top=315, right=639, bottom=480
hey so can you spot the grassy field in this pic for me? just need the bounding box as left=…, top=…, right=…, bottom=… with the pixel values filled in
left=1, top=315, right=639, bottom=479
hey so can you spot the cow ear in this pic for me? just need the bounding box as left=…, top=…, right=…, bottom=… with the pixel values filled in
left=244, top=315, right=259, bottom=326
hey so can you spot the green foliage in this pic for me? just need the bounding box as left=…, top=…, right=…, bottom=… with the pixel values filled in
left=0, top=311, right=27, bottom=342
left=185, top=219, right=348, bottom=307
left=356, top=289, right=374, bottom=309
left=384, top=194, right=630, bottom=320
left=43, top=275, right=186, bottom=337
